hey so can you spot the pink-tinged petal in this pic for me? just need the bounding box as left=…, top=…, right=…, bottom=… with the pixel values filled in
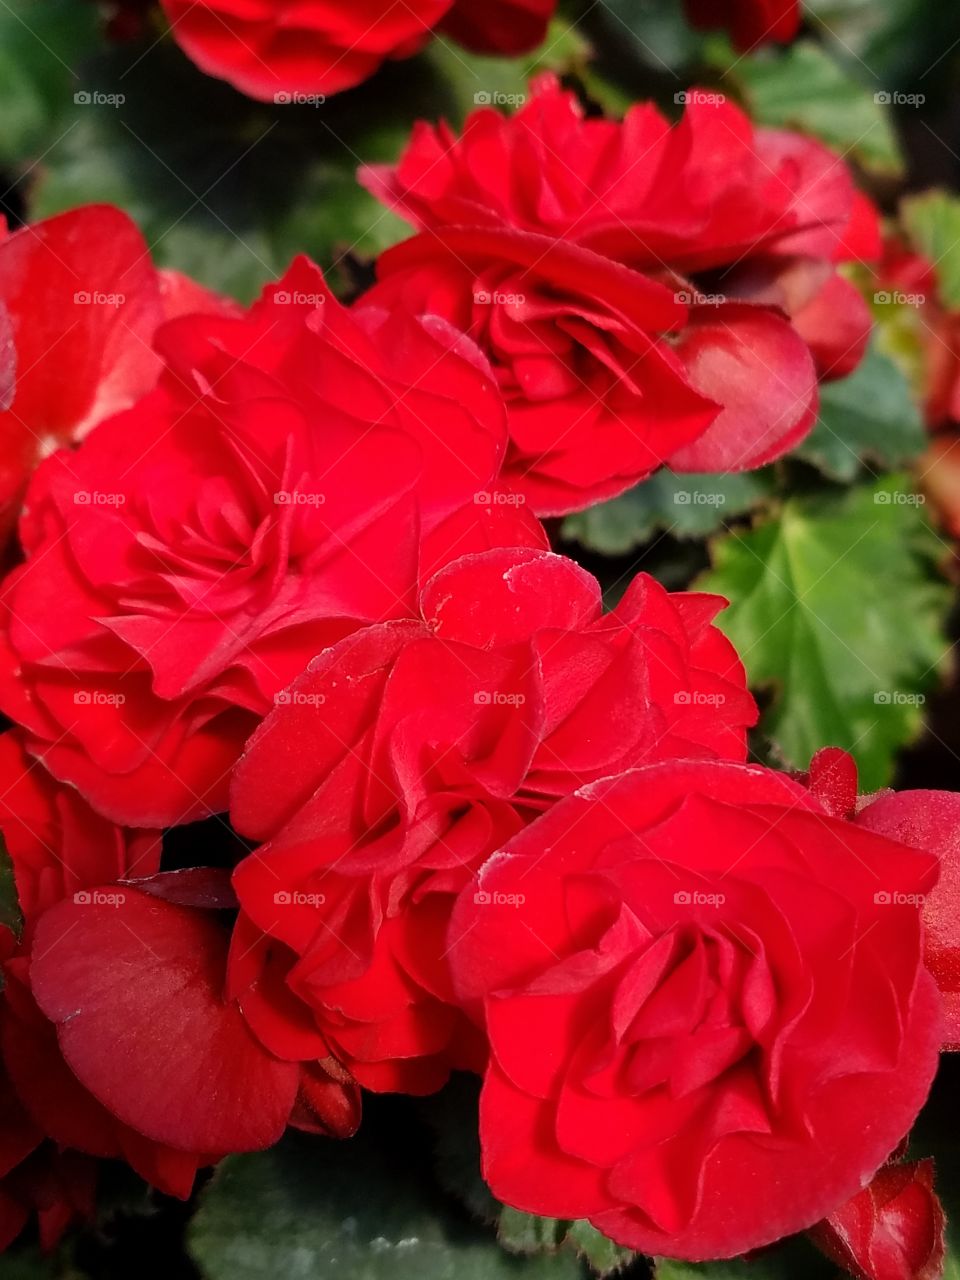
left=856, top=788, right=960, bottom=1049
left=668, top=305, right=818, bottom=471
left=792, top=274, right=873, bottom=379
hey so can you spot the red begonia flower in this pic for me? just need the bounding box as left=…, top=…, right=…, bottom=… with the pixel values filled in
left=361, top=77, right=878, bottom=513
left=448, top=760, right=941, bottom=1259
left=230, top=548, right=756, bottom=1094
left=0, top=258, right=537, bottom=825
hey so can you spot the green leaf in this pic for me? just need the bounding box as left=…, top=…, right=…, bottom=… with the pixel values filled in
left=904, top=1058, right=960, bottom=1278
left=26, top=38, right=438, bottom=302
left=0, top=0, right=99, bottom=169
left=902, top=190, right=960, bottom=311
left=0, top=834, right=21, bottom=943
left=188, top=1131, right=584, bottom=1280
left=728, top=40, right=903, bottom=176
left=566, top=1222, right=635, bottom=1277
left=499, top=1209, right=567, bottom=1255
left=794, top=342, right=926, bottom=481
left=654, top=1235, right=833, bottom=1279
left=421, top=17, right=592, bottom=126
left=583, top=0, right=704, bottom=75
left=562, top=470, right=775, bottom=555
left=0, top=1245, right=66, bottom=1278
left=696, top=475, right=951, bottom=789
left=420, top=1075, right=500, bottom=1225
left=420, top=1080, right=634, bottom=1276
left=806, top=0, right=960, bottom=95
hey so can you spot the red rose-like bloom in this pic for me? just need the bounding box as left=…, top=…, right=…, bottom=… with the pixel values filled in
left=361, top=77, right=879, bottom=514
left=159, top=0, right=451, bottom=100
left=230, top=548, right=756, bottom=1094
left=810, top=1160, right=946, bottom=1280
left=684, top=0, right=800, bottom=51
left=440, top=0, right=557, bottom=54
left=0, top=258, right=536, bottom=826
left=0, top=204, right=230, bottom=546
left=0, top=733, right=358, bottom=1211
left=447, top=760, right=941, bottom=1259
